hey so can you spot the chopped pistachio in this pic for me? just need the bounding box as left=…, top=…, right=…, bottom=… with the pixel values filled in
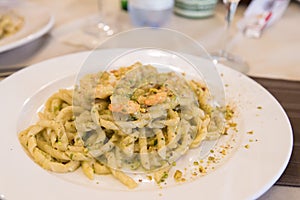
left=228, top=122, right=237, bottom=127
left=199, top=166, right=206, bottom=173
left=174, top=170, right=183, bottom=182
left=247, top=130, right=254, bottom=135
left=221, top=149, right=226, bottom=155
left=146, top=175, right=152, bottom=181
left=208, top=156, right=215, bottom=161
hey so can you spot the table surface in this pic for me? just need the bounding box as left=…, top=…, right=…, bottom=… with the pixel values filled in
left=0, top=0, right=299, bottom=199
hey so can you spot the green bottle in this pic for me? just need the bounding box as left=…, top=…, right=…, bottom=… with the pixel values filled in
left=121, top=0, right=128, bottom=11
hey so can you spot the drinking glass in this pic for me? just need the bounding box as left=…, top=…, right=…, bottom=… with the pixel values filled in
left=83, top=0, right=120, bottom=38
left=211, top=0, right=249, bottom=74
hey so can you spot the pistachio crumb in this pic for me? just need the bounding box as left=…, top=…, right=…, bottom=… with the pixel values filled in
left=208, top=156, right=215, bottom=161
left=174, top=170, right=183, bottom=182
left=225, top=106, right=234, bottom=120
left=229, top=122, right=237, bottom=127
left=199, top=166, right=206, bottom=173
left=247, top=130, right=254, bottom=135
left=146, top=175, right=152, bottom=181
left=221, top=149, right=226, bottom=155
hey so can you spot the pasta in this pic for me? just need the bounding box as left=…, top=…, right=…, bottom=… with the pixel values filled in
left=18, top=62, right=222, bottom=188
left=0, top=11, right=24, bottom=40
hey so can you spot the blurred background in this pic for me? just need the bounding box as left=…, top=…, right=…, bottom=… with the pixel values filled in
left=0, top=0, right=299, bottom=80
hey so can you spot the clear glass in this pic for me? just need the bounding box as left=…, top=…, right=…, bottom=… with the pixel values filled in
left=211, top=0, right=249, bottom=74
left=82, top=0, right=120, bottom=38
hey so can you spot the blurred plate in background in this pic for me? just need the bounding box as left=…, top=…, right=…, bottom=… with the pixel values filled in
left=0, top=2, right=54, bottom=53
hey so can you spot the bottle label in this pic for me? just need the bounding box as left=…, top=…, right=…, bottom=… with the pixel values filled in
left=174, top=0, right=218, bottom=18
left=129, top=0, right=174, bottom=10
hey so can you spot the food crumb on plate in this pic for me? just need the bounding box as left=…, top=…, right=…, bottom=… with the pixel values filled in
left=220, top=149, right=226, bottom=155
left=174, top=170, right=183, bottom=182
left=146, top=175, right=152, bottom=181
left=247, top=130, right=254, bottom=135
left=199, top=166, right=206, bottom=173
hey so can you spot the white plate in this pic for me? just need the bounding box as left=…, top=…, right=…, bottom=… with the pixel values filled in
left=0, top=2, right=54, bottom=53
left=0, top=50, right=293, bottom=200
